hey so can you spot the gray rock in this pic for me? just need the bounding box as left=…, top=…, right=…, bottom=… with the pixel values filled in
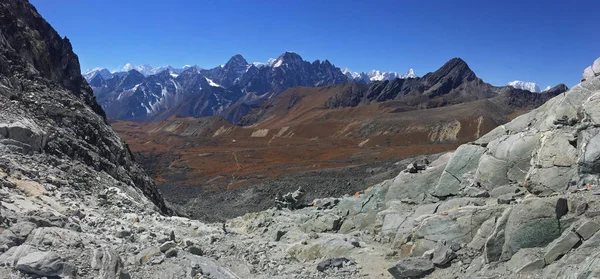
left=576, top=220, right=600, bottom=240
left=316, top=257, right=354, bottom=272
left=188, top=246, right=203, bottom=256
left=505, top=248, right=544, bottom=273
left=432, top=244, right=456, bottom=266
left=543, top=231, right=581, bottom=264
left=135, top=246, right=161, bottom=265
left=593, top=57, right=600, bottom=76
left=463, top=187, right=489, bottom=198
left=476, top=154, right=509, bottom=191
left=432, top=144, right=485, bottom=197
left=388, top=257, right=434, bottom=279
left=91, top=248, right=130, bottom=279
left=0, top=230, right=18, bottom=251
left=0, top=122, right=46, bottom=153
left=303, top=214, right=342, bottom=233
left=159, top=241, right=177, bottom=253
left=16, top=251, right=74, bottom=277
left=274, top=230, right=286, bottom=241
left=484, top=207, right=512, bottom=262
left=115, top=229, right=132, bottom=238
left=164, top=248, right=178, bottom=258
left=312, top=198, right=340, bottom=210
left=9, top=221, right=38, bottom=243
left=583, top=65, right=595, bottom=81
left=498, top=198, right=562, bottom=261
left=0, top=244, right=37, bottom=266
left=575, top=202, right=588, bottom=216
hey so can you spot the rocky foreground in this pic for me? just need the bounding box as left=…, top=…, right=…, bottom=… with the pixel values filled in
left=2, top=0, right=600, bottom=278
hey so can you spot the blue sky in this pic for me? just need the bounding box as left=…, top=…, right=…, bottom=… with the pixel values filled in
left=31, top=0, right=599, bottom=88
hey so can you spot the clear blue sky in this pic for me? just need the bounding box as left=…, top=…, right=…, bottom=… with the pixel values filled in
left=31, top=0, right=599, bottom=88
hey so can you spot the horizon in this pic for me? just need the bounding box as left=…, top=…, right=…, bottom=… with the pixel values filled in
left=31, top=0, right=600, bottom=88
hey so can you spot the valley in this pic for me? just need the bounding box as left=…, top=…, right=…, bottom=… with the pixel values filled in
left=112, top=78, right=557, bottom=220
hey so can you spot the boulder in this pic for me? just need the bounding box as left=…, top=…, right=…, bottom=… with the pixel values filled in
left=0, top=121, right=47, bottom=153
left=505, top=248, right=544, bottom=273
left=302, top=213, right=342, bottom=233
left=0, top=244, right=37, bottom=266
left=593, top=57, right=600, bottom=76
left=164, top=248, right=178, bottom=258
left=575, top=220, right=600, bottom=240
left=543, top=231, right=581, bottom=264
left=431, top=243, right=456, bottom=266
left=91, top=248, right=130, bottom=279
left=414, top=206, right=504, bottom=245
left=497, top=198, right=563, bottom=261
left=288, top=236, right=355, bottom=261
left=25, top=227, right=84, bottom=248
left=9, top=221, right=38, bottom=243
left=385, top=155, right=448, bottom=204
left=476, top=154, right=509, bottom=190
left=159, top=241, right=177, bottom=253
left=432, top=144, right=485, bottom=197
left=188, top=246, right=203, bottom=256
left=16, top=251, right=75, bottom=277
left=583, top=66, right=595, bottom=81
left=388, top=257, right=434, bottom=279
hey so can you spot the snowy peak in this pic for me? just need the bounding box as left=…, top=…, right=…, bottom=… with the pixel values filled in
left=368, top=70, right=400, bottom=81
left=508, top=80, right=541, bottom=93
left=342, top=68, right=365, bottom=80
left=401, top=68, right=417, bottom=79
left=273, top=51, right=303, bottom=68
left=343, top=68, right=417, bottom=83
left=83, top=68, right=113, bottom=82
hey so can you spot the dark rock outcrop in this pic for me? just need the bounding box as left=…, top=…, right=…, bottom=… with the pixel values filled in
left=0, top=0, right=170, bottom=214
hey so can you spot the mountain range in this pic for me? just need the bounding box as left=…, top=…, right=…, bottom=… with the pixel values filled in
left=86, top=53, right=566, bottom=124
left=342, top=68, right=417, bottom=83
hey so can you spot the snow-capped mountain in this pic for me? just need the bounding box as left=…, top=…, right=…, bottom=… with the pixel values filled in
left=343, top=68, right=418, bottom=83
left=111, top=64, right=200, bottom=78
left=88, top=52, right=349, bottom=122
left=543, top=85, right=552, bottom=92
left=400, top=68, right=417, bottom=79
left=368, top=70, right=400, bottom=81
left=252, top=58, right=276, bottom=68
left=508, top=80, right=541, bottom=93
left=83, top=68, right=113, bottom=82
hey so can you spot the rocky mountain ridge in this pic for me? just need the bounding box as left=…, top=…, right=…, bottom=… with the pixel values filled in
left=88, top=51, right=352, bottom=122
left=242, top=58, right=568, bottom=126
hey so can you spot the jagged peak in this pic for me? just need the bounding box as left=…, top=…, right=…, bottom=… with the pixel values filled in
left=428, top=57, right=476, bottom=82
left=225, top=54, right=248, bottom=68
left=275, top=51, right=304, bottom=65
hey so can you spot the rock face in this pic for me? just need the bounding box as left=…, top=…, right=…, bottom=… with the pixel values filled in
left=0, top=0, right=169, bottom=215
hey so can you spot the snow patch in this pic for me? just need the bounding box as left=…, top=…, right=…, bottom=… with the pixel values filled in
left=205, top=78, right=222, bottom=88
